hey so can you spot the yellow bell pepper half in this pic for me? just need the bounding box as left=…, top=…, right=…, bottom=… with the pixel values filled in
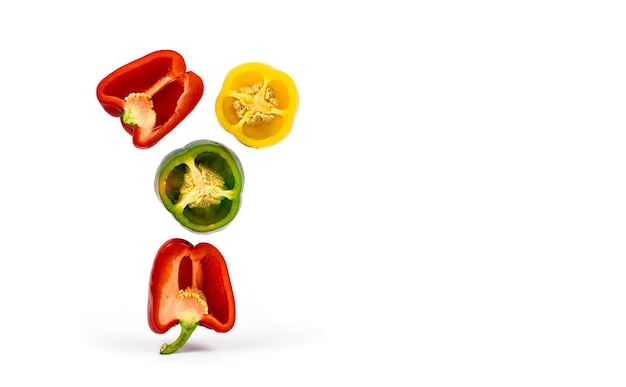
left=215, top=62, right=299, bottom=148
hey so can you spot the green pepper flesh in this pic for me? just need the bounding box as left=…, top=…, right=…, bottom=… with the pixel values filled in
left=156, top=140, right=244, bottom=233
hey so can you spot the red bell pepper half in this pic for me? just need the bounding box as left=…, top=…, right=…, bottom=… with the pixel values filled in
left=96, top=50, right=204, bottom=149
left=148, top=238, right=236, bottom=354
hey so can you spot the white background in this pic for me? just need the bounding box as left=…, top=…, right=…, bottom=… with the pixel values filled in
left=1, top=1, right=625, bottom=385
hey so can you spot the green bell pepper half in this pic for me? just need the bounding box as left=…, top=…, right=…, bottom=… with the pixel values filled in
left=155, top=139, right=244, bottom=233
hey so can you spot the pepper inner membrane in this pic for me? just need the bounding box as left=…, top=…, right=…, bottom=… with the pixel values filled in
left=151, top=80, right=185, bottom=127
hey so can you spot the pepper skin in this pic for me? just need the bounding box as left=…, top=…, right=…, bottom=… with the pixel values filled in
left=148, top=238, right=236, bottom=354
left=155, top=139, right=244, bottom=233
left=215, top=62, right=299, bottom=148
left=96, top=50, right=204, bottom=149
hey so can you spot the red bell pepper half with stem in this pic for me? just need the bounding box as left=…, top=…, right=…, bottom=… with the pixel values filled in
left=148, top=238, right=236, bottom=354
left=96, top=50, right=204, bottom=149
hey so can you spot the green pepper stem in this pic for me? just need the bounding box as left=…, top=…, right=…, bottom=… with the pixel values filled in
left=159, top=319, right=199, bottom=355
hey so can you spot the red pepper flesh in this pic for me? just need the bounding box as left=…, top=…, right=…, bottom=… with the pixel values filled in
left=96, top=50, right=204, bottom=149
left=148, top=238, right=236, bottom=354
